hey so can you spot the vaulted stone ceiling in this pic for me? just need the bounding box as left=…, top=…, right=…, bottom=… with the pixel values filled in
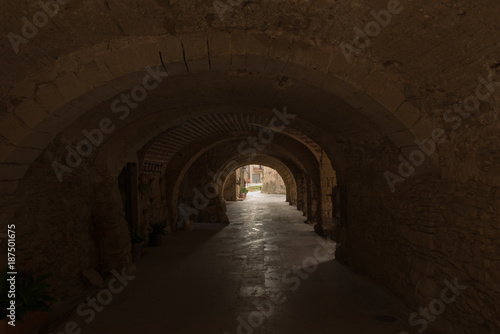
left=1, top=0, right=499, bottom=111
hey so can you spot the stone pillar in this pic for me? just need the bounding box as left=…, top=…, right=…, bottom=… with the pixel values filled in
left=92, top=170, right=132, bottom=273
left=223, top=171, right=238, bottom=201
left=296, top=174, right=303, bottom=210
left=320, top=152, right=336, bottom=232
left=302, top=174, right=309, bottom=217
left=198, top=197, right=230, bottom=224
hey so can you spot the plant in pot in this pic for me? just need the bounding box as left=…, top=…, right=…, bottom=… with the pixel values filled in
left=149, top=220, right=167, bottom=247
left=129, top=227, right=145, bottom=263
left=0, top=267, right=56, bottom=334
left=239, top=186, right=248, bottom=199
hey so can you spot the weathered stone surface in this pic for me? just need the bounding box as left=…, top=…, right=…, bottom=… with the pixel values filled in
left=82, top=269, right=105, bottom=288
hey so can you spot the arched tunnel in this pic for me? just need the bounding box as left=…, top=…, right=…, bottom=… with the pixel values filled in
left=0, top=1, right=499, bottom=333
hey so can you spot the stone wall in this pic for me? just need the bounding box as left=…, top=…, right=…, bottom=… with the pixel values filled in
left=223, top=170, right=238, bottom=201
left=0, top=154, right=99, bottom=308
left=336, top=138, right=500, bottom=334
left=138, top=173, right=170, bottom=234
left=261, top=167, right=286, bottom=194
left=319, top=152, right=337, bottom=231
left=177, top=150, right=230, bottom=225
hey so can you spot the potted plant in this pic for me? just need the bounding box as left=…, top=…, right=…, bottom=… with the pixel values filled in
left=0, top=268, right=55, bottom=334
left=129, top=227, right=145, bottom=263
left=239, top=186, right=248, bottom=199
left=149, top=220, right=167, bottom=246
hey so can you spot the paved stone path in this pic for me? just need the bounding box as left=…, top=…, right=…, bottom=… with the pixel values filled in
left=47, top=192, right=425, bottom=334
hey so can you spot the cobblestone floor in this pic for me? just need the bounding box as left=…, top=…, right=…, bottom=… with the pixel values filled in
left=47, top=192, right=428, bottom=334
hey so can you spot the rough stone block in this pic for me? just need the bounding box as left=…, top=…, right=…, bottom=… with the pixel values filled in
left=366, top=70, right=389, bottom=96
left=163, top=62, right=189, bottom=77
left=344, top=92, right=372, bottom=110
left=0, top=114, right=30, bottom=145
left=14, top=100, right=49, bottom=129
left=93, top=56, right=123, bottom=83
left=208, top=32, right=232, bottom=56
left=328, top=48, right=350, bottom=79
left=82, top=268, right=105, bottom=288
left=182, top=33, right=209, bottom=60
left=485, top=268, right=500, bottom=293
left=387, top=130, right=416, bottom=148
left=157, top=35, right=184, bottom=63
left=320, top=76, right=358, bottom=101
left=75, top=61, right=114, bottom=93
left=209, top=54, right=232, bottom=72
left=108, top=46, right=143, bottom=78
left=411, top=116, right=437, bottom=142
left=375, top=115, right=407, bottom=134
left=105, top=77, right=134, bottom=95
left=346, top=62, right=371, bottom=90
left=8, top=80, right=36, bottom=100
left=245, top=54, right=266, bottom=73
left=0, top=140, right=15, bottom=162
left=53, top=104, right=87, bottom=122
left=89, top=83, right=120, bottom=103
left=379, top=82, right=406, bottom=113
left=0, top=164, right=30, bottom=181
left=187, top=58, right=210, bottom=73
left=268, top=35, right=293, bottom=60
left=18, top=131, right=55, bottom=150
left=134, top=38, right=165, bottom=68
left=418, top=278, right=438, bottom=299
left=69, top=93, right=102, bottom=111
left=35, top=82, right=66, bottom=112
left=53, top=72, right=89, bottom=103
left=230, top=54, right=246, bottom=71
left=365, top=72, right=405, bottom=114
left=231, top=30, right=270, bottom=56
left=394, top=102, right=421, bottom=128
left=289, top=42, right=333, bottom=71
left=4, top=147, right=42, bottom=164
left=281, top=62, right=307, bottom=82
left=409, top=230, right=434, bottom=249
left=0, top=181, right=19, bottom=195
left=264, top=58, right=285, bottom=77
